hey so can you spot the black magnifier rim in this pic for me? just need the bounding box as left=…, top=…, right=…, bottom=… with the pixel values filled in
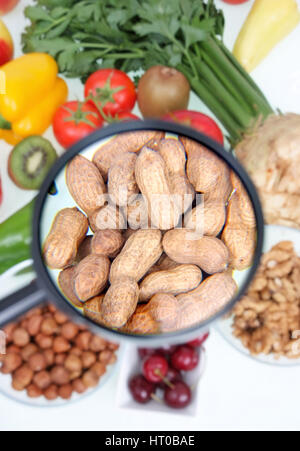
left=32, top=120, right=264, bottom=342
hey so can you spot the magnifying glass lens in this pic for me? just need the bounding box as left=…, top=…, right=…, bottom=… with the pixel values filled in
left=39, top=127, right=262, bottom=339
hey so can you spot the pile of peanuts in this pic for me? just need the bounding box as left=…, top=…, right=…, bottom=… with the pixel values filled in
left=43, top=131, right=256, bottom=334
left=232, top=241, right=300, bottom=359
left=0, top=304, right=119, bottom=401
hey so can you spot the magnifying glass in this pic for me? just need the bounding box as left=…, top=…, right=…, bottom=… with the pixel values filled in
left=0, top=121, right=264, bottom=346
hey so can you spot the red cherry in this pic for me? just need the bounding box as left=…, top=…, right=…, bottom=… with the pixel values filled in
left=143, top=354, right=169, bottom=383
left=138, top=348, right=156, bottom=359
left=129, top=375, right=156, bottom=404
left=187, top=332, right=210, bottom=348
left=171, top=346, right=199, bottom=371
left=156, top=345, right=178, bottom=356
left=158, top=367, right=182, bottom=389
left=164, top=381, right=192, bottom=409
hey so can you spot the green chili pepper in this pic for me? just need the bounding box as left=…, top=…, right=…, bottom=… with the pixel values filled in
left=0, top=201, right=34, bottom=275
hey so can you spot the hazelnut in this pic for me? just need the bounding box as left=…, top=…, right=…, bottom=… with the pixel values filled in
left=61, top=322, right=79, bottom=341
left=27, top=384, right=43, bottom=398
left=91, top=362, right=106, bottom=378
left=55, top=353, right=67, bottom=366
left=50, top=366, right=70, bottom=386
left=53, top=337, right=71, bottom=354
left=28, top=353, right=47, bottom=372
left=64, top=354, right=82, bottom=373
left=44, top=384, right=58, bottom=401
left=75, top=332, right=92, bottom=351
left=99, top=350, right=113, bottom=364
left=33, top=371, right=52, bottom=390
left=13, top=365, right=34, bottom=389
left=82, top=370, right=99, bottom=388
left=89, top=335, right=107, bottom=352
left=21, top=344, right=39, bottom=362
left=72, top=378, right=87, bottom=394
left=82, top=351, right=96, bottom=369
left=12, top=328, right=30, bottom=348
left=1, top=353, right=22, bottom=374
left=27, top=315, right=43, bottom=336
left=35, top=334, right=53, bottom=350
left=41, top=318, right=58, bottom=336
left=54, top=312, right=68, bottom=325
left=58, top=384, right=73, bottom=400
left=44, top=349, right=55, bottom=367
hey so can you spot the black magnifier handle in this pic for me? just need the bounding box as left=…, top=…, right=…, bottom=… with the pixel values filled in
left=0, top=281, right=45, bottom=328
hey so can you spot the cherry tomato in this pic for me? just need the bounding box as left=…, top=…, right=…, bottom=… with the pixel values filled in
left=163, top=110, right=224, bottom=145
left=222, top=0, right=249, bottom=4
left=53, top=101, right=104, bottom=148
left=85, top=69, right=137, bottom=119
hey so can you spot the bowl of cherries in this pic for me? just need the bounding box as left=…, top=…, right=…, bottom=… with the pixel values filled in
left=117, top=332, right=208, bottom=416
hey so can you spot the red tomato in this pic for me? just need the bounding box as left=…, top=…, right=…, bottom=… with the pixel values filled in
left=114, top=112, right=140, bottom=122
left=222, top=0, right=249, bottom=4
left=53, top=101, right=104, bottom=148
left=163, top=110, right=224, bottom=145
left=0, top=0, right=19, bottom=15
left=85, top=69, right=137, bottom=119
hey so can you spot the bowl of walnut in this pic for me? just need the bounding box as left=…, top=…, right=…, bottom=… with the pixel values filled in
left=217, top=225, right=300, bottom=366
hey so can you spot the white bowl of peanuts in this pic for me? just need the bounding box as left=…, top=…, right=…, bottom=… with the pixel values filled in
left=217, top=225, right=300, bottom=366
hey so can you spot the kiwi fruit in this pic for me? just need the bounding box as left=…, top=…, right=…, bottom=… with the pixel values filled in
left=8, top=136, right=57, bottom=190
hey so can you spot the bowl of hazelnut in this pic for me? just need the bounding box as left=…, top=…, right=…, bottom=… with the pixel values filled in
left=0, top=303, right=120, bottom=407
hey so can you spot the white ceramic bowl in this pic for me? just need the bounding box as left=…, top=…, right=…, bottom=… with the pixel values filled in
left=0, top=346, right=122, bottom=408
left=216, top=225, right=300, bottom=367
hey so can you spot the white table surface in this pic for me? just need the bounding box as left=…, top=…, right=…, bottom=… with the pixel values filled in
left=1, top=0, right=300, bottom=431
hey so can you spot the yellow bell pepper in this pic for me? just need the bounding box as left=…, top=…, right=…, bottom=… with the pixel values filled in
left=234, top=0, right=300, bottom=72
left=0, top=53, right=68, bottom=143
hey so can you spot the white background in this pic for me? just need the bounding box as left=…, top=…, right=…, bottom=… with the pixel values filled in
left=1, top=0, right=300, bottom=431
